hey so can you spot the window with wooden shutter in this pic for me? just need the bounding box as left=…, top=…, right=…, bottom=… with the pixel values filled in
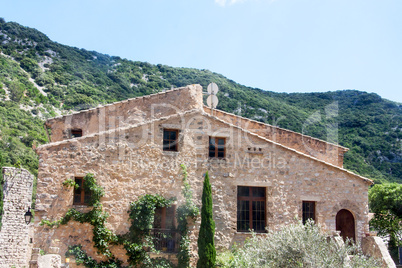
left=73, top=177, right=91, bottom=205
left=163, top=129, right=179, bottom=152
left=152, top=205, right=179, bottom=252
left=237, top=186, right=266, bottom=232
left=209, top=137, right=225, bottom=158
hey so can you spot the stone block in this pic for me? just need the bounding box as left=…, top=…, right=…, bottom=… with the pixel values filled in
left=362, top=236, right=396, bottom=268
left=38, top=254, right=61, bottom=268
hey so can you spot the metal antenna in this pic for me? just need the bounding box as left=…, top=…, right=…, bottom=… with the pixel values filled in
left=205, top=83, right=219, bottom=116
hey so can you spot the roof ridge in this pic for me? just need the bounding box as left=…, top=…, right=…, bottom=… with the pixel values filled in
left=37, top=108, right=201, bottom=150
left=203, top=105, right=348, bottom=150
left=201, top=110, right=373, bottom=185
left=46, top=85, right=199, bottom=122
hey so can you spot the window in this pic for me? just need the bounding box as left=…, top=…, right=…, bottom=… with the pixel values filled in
left=163, top=129, right=178, bottom=152
left=209, top=137, right=225, bottom=158
left=153, top=205, right=178, bottom=252
left=154, top=205, right=176, bottom=229
left=71, top=129, right=83, bottom=138
left=302, top=201, right=316, bottom=224
left=73, top=177, right=91, bottom=205
left=237, top=186, right=266, bottom=232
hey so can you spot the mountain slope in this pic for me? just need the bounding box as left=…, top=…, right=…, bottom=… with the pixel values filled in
left=0, top=18, right=401, bottom=183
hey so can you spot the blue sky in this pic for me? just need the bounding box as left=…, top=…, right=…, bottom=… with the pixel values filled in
left=2, top=0, right=402, bottom=102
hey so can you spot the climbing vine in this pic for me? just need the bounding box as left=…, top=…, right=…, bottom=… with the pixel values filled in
left=83, top=173, right=105, bottom=206
left=121, top=194, right=174, bottom=266
left=66, top=245, right=123, bottom=268
left=176, top=164, right=200, bottom=267
left=41, top=173, right=117, bottom=257
left=63, top=194, right=175, bottom=267
left=62, top=178, right=78, bottom=189
left=41, top=168, right=199, bottom=267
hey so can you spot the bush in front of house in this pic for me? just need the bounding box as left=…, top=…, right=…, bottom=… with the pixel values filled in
left=216, top=220, right=381, bottom=268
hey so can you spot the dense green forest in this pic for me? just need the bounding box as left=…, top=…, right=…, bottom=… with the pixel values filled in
left=0, top=19, right=401, bottom=184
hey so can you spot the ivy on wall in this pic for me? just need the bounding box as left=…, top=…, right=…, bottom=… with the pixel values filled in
left=41, top=173, right=117, bottom=257
left=66, top=245, right=123, bottom=268
left=62, top=178, right=78, bottom=189
left=177, top=164, right=199, bottom=267
left=66, top=245, right=176, bottom=268
left=41, top=168, right=199, bottom=267
left=121, top=194, right=174, bottom=266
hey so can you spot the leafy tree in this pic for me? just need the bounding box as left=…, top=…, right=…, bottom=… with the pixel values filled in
left=369, top=183, right=402, bottom=260
left=197, top=172, right=216, bottom=268
left=19, top=57, right=38, bottom=74
left=8, top=81, right=24, bottom=102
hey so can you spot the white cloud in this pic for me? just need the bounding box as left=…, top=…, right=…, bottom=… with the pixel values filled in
left=215, top=0, right=227, bottom=6
left=215, top=0, right=276, bottom=7
left=215, top=0, right=245, bottom=7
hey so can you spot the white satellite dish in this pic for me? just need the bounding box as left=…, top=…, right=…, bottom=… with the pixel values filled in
left=207, top=83, right=219, bottom=95
left=207, top=95, right=219, bottom=109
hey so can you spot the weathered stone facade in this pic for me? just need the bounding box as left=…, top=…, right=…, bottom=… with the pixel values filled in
left=45, top=85, right=204, bottom=143
left=0, top=167, right=34, bottom=268
left=362, top=236, right=397, bottom=268
left=34, top=85, right=373, bottom=266
left=203, top=107, right=348, bottom=168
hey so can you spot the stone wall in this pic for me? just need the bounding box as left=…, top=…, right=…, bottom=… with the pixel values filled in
left=204, top=106, right=348, bottom=168
left=34, top=110, right=371, bottom=265
left=0, top=167, right=34, bottom=268
left=362, top=236, right=397, bottom=268
left=45, top=84, right=203, bottom=142
left=45, top=83, right=346, bottom=169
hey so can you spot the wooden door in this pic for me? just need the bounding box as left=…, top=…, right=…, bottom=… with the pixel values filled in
left=336, top=209, right=355, bottom=241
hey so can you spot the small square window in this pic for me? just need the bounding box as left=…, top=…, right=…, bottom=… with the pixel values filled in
left=209, top=137, right=225, bottom=158
left=71, top=129, right=83, bottom=138
left=302, top=201, right=316, bottom=224
left=73, top=177, right=91, bottom=205
left=163, top=129, right=179, bottom=152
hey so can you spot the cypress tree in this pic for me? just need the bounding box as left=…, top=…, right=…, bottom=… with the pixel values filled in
left=197, top=172, right=216, bottom=268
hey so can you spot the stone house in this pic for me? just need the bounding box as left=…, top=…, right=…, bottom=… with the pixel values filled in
left=33, top=84, right=373, bottom=265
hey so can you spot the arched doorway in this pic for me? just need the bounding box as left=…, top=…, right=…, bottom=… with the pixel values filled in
left=336, top=209, right=355, bottom=241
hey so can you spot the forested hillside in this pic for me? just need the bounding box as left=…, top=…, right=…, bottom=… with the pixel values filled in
left=0, top=18, right=401, bottom=183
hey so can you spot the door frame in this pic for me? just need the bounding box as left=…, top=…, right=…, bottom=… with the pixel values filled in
left=336, top=209, right=356, bottom=241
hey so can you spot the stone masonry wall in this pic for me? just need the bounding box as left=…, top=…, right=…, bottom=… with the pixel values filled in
left=0, top=167, right=34, bottom=268
left=204, top=106, right=348, bottom=168
left=46, top=84, right=203, bottom=142
left=34, top=111, right=371, bottom=266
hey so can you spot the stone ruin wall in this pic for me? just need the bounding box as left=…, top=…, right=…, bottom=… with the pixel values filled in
left=46, top=84, right=203, bottom=142
left=34, top=111, right=370, bottom=266
left=0, top=167, right=34, bottom=268
left=204, top=106, right=348, bottom=168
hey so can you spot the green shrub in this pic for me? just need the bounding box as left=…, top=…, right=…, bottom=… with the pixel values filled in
left=216, top=221, right=381, bottom=268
